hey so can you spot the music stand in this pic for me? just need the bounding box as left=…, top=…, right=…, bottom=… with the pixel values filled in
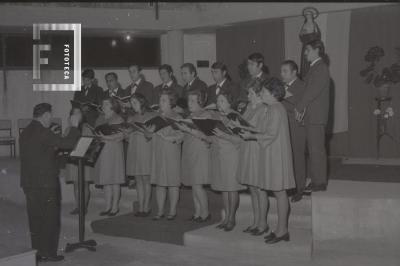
left=65, top=136, right=104, bottom=253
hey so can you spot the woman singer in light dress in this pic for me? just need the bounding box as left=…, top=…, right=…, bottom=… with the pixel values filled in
left=177, top=89, right=212, bottom=222
left=148, top=89, right=184, bottom=220
left=211, top=92, right=246, bottom=231
left=94, top=97, right=126, bottom=217
left=125, top=93, right=156, bottom=217
left=239, top=77, right=295, bottom=244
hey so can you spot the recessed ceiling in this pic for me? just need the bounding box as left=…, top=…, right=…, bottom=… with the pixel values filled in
left=0, top=2, right=210, bottom=11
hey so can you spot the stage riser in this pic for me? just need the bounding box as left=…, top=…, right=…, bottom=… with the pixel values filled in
left=0, top=250, right=36, bottom=266
left=312, top=181, right=400, bottom=244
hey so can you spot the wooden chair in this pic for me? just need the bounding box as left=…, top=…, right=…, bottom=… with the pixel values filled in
left=0, top=119, right=16, bottom=157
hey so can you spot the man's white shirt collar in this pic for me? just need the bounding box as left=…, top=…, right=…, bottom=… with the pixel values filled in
left=256, top=72, right=263, bottom=78
left=133, top=78, right=142, bottom=86
left=188, top=78, right=196, bottom=87
left=164, top=80, right=173, bottom=88
left=287, top=78, right=297, bottom=87
left=310, top=57, right=322, bottom=67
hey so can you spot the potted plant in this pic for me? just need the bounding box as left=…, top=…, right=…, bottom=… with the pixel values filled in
left=360, top=46, right=400, bottom=98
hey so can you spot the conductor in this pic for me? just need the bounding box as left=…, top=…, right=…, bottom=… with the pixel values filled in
left=19, top=103, right=81, bottom=262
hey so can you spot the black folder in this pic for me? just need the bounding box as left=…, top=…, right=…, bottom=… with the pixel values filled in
left=134, top=116, right=173, bottom=133
left=112, top=95, right=132, bottom=103
left=70, top=100, right=100, bottom=110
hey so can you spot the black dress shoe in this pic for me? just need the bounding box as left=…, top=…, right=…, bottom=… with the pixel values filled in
left=108, top=209, right=119, bottom=216
left=304, top=183, right=313, bottom=193
left=312, top=184, right=327, bottom=192
left=265, top=232, right=290, bottom=244
left=37, top=255, right=65, bottom=262
left=291, top=193, right=303, bottom=203
left=99, top=209, right=111, bottom=216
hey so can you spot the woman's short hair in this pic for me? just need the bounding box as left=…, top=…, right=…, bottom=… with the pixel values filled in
left=181, top=63, right=197, bottom=76
left=262, top=77, right=286, bottom=101
left=102, top=97, right=121, bottom=114
left=131, top=92, right=150, bottom=114
left=188, top=89, right=207, bottom=107
left=160, top=88, right=178, bottom=108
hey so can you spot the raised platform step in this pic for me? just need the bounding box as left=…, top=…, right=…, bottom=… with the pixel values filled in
left=0, top=250, right=36, bottom=266
left=184, top=193, right=312, bottom=260
left=184, top=215, right=312, bottom=260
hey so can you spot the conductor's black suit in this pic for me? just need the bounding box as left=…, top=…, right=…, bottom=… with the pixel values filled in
left=19, top=120, right=80, bottom=257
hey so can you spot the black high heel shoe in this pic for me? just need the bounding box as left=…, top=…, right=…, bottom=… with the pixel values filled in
left=243, top=226, right=257, bottom=233
left=198, top=214, right=211, bottom=223
left=251, top=226, right=270, bottom=236
left=142, top=210, right=152, bottom=217
left=108, top=209, right=119, bottom=216
left=216, top=223, right=226, bottom=229
left=166, top=214, right=177, bottom=220
left=99, top=209, right=111, bottom=216
left=189, top=215, right=200, bottom=222
left=265, top=232, right=290, bottom=244
left=264, top=232, right=275, bottom=241
left=152, top=214, right=165, bottom=221
left=224, top=221, right=236, bottom=232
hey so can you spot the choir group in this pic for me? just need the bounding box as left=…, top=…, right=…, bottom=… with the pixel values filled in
left=62, top=39, right=330, bottom=245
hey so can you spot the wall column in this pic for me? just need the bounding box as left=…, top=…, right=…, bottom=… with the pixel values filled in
left=162, top=30, right=184, bottom=85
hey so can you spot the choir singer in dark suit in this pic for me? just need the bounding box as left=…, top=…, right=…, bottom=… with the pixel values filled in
left=19, top=103, right=81, bottom=262
left=280, top=60, right=306, bottom=202
left=73, top=69, right=103, bottom=127
left=295, top=40, right=330, bottom=192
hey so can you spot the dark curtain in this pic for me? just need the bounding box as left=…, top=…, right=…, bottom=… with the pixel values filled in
left=348, top=4, right=400, bottom=158
left=216, top=18, right=285, bottom=83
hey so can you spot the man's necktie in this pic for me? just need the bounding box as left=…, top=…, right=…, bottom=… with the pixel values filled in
left=84, top=87, right=89, bottom=96
left=131, top=83, right=138, bottom=94
left=216, top=85, right=221, bottom=95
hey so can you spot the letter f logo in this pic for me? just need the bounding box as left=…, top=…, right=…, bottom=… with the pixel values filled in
left=33, top=24, right=51, bottom=80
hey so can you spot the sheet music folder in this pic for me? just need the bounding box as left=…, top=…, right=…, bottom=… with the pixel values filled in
left=69, top=136, right=104, bottom=167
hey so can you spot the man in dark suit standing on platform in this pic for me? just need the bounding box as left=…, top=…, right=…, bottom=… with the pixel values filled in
left=295, top=40, right=330, bottom=192
left=127, top=64, right=156, bottom=106
left=178, top=63, right=208, bottom=113
left=73, top=69, right=103, bottom=127
left=205, top=62, right=241, bottom=110
left=20, top=103, right=81, bottom=262
left=281, top=60, right=307, bottom=202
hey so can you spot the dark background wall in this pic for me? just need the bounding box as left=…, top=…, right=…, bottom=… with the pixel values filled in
left=347, top=5, right=400, bottom=158
left=216, top=18, right=285, bottom=83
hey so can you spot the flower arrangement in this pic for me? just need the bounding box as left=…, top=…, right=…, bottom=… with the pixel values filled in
left=360, top=46, right=400, bottom=88
left=373, top=107, right=394, bottom=119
